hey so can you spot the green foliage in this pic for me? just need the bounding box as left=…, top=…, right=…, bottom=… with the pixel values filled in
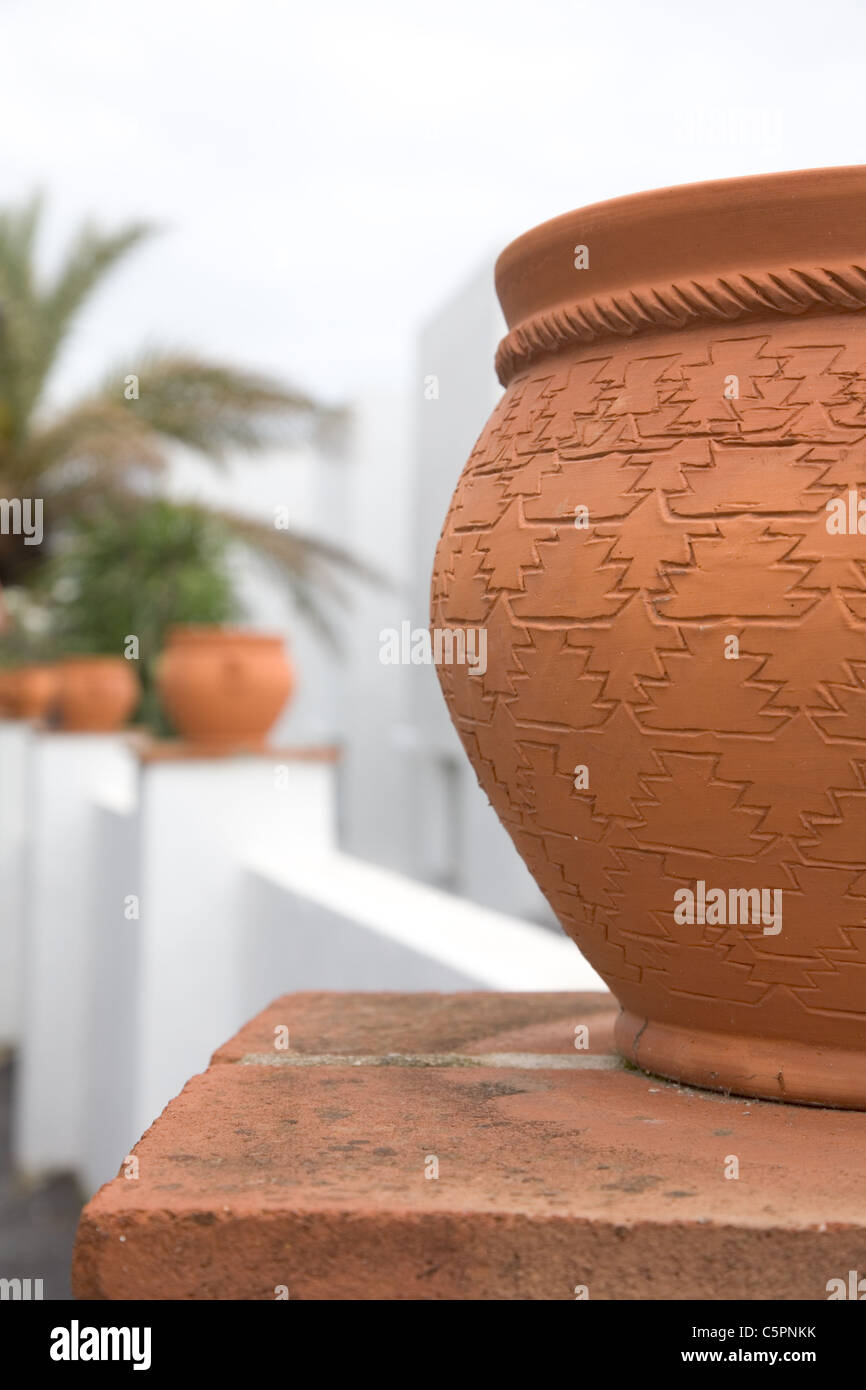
left=40, top=500, right=239, bottom=727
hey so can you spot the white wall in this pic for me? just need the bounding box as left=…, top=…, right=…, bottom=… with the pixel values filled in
left=82, top=795, right=140, bottom=1195
left=132, top=754, right=337, bottom=1134
left=13, top=733, right=137, bottom=1175
left=335, top=261, right=559, bottom=926
left=0, top=721, right=33, bottom=1047
left=337, top=388, right=415, bottom=871
left=411, top=264, right=557, bottom=921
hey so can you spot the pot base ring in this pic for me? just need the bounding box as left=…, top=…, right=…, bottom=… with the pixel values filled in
left=615, top=1009, right=866, bottom=1110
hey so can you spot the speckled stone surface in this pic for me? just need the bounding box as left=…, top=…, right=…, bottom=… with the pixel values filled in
left=73, top=992, right=866, bottom=1300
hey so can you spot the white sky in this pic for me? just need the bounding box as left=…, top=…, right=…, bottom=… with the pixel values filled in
left=1, top=0, right=865, bottom=410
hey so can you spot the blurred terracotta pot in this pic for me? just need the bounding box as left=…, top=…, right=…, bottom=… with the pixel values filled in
left=0, top=671, right=14, bottom=716
left=157, top=626, right=294, bottom=747
left=57, top=657, right=140, bottom=732
left=2, top=664, right=59, bottom=720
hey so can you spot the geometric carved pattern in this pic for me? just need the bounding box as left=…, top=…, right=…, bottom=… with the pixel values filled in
left=494, top=263, right=866, bottom=384
left=433, top=319, right=866, bottom=1049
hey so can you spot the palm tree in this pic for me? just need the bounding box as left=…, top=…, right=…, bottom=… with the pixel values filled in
left=0, top=195, right=368, bottom=642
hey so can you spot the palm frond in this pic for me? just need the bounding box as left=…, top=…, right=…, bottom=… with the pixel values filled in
left=0, top=194, right=44, bottom=443
left=18, top=399, right=167, bottom=490
left=63, top=492, right=384, bottom=651
left=0, top=193, right=43, bottom=301
left=0, top=203, right=155, bottom=439
left=179, top=503, right=386, bottom=649
left=44, top=220, right=154, bottom=341
left=205, top=504, right=383, bottom=588
left=93, top=352, right=324, bottom=461
left=16, top=346, right=323, bottom=490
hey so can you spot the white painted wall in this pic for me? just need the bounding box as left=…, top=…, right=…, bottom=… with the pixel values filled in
left=337, top=388, right=415, bottom=871
left=131, top=753, right=337, bottom=1137
left=13, top=732, right=137, bottom=1176
left=411, top=266, right=556, bottom=920
left=0, top=720, right=34, bottom=1048
left=242, top=848, right=599, bottom=996
left=82, top=794, right=140, bottom=1196
left=338, top=261, right=557, bottom=924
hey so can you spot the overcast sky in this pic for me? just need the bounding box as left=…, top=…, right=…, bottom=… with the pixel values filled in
left=1, top=0, right=865, bottom=411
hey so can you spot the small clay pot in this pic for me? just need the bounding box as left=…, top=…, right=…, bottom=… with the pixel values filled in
left=57, top=656, right=140, bottom=732
left=2, top=664, right=59, bottom=720
left=433, top=166, right=866, bottom=1110
left=156, top=626, right=294, bottom=747
left=0, top=671, right=15, bottom=716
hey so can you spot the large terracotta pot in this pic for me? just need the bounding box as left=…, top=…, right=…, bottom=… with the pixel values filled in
left=57, top=657, right=140, bottom=732
left=156, top=626, right=294, bottom=747
left=433, top=166, right=866, bottom=1108
left=2, top=664, right=59, bottom=720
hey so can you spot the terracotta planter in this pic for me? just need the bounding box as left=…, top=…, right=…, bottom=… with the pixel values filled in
left=57, top=657, right=140, bottom=732
left=156, top=626, right=294, bottom=747
left=0, top=671, right=15, bottom=716
left=432, top=166, right=866, bottom=1108
left=1, top=664, right=59, bottom=720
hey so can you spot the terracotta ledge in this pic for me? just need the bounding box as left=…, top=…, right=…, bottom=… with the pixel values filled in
left=72, top=991, right=866, bottom=1300
left=128, top=738, right=341, bottom=764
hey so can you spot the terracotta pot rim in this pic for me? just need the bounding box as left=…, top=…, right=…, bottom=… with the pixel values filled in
left=166, top=626, right=286, bottom=647
left=494, top=163, right=866, bottom=384
left=58, top=655, right=129, bottom=669
left=14, top=664, right=56, bottom=678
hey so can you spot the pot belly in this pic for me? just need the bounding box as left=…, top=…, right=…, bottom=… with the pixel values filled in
left=433, top=318, right=866, bottom=1106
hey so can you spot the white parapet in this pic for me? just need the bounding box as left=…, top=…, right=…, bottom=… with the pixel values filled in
left=13, top=730, right=137, bottom=1178
left=80, top=788, right=141, bottom=1198
left=0, top=719, right=35, bottom=1048
left=240, top=846, right=605, bottom=997
left=129, top=748, right=337, bottom=1144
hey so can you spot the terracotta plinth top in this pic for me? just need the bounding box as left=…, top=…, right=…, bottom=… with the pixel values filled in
left=72, top=991, right=866, bottom=1300
left=32, top=724, right=143, bottom=739
left=129, top=738, right=340, bottom=765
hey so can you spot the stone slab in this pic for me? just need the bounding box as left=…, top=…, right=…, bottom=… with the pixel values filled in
left=72, top=992, right=866, bottom=1300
